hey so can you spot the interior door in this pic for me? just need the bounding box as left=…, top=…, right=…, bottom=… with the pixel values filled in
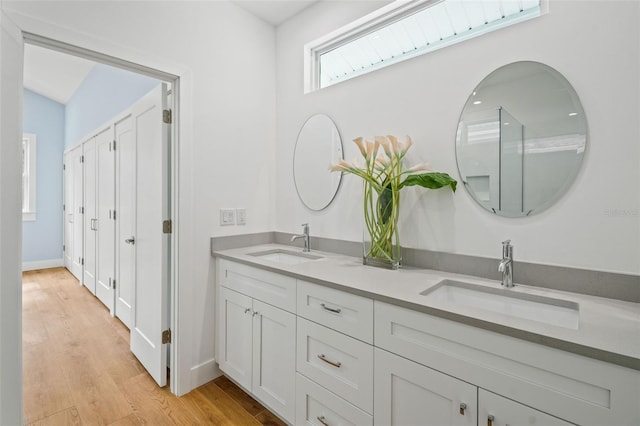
left=63, top=150, right=74, bottom=271
left=95, top=126, right=115, bottom=311
left=115, top=115, right=134, bottom=329
left=129, top=84, right=170, bottom=387
left=70, top=145, right=83, bottom=280
left=83, top=137, right=97, bottom=295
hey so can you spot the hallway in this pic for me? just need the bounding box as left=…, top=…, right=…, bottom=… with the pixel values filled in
left=22, top=268, right=284, bottom=425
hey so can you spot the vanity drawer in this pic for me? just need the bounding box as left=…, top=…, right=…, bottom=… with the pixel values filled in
left=217, top=259, right=296, bottom=313
left=297, top=317, right=374, bottom=414
left=296, top=373, right=372, bottom=426
left=375, top=301, right=640, bottom=426
left=297, top=280, right=373, bottom=343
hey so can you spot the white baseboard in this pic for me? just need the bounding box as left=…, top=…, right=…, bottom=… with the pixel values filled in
left=22, top=258, right=64, bottom=272
left=190, top=358, right=221, bottom=390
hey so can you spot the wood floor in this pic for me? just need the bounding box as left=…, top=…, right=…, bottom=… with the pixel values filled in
left=23, top=267, right=286, bottom=426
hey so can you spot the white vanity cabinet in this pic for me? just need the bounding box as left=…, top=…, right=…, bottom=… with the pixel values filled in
left=478, top=389, right=572, bottom=426
left=216, top=261, right=296, bottom=423
left=374, top=347, right=477, bottom=426
left=375, top=300, right=640, bottom=426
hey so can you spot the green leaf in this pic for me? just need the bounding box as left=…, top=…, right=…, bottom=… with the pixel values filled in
left=378, top=184, right=394, bottom=224
left=399, top=172, right=457, bottom=192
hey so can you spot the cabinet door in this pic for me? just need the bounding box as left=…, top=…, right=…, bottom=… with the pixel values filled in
left=479, top=389, right=573, bottom=426
left=374, top=348, right=477, bottom=426
left=252, top=299, right=296, bottom=423
left=218, top=287, right=253, bottom=391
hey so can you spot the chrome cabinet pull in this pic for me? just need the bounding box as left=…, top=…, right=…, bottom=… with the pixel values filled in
left=487, top=414, right=495, bottom=426
left=459, top=402, right=467, bottom=415
left=244, top=307, right=251, bottom=314
left=90, top=218, right=98, bottom=231
left=317, top=354, right=341, bottom=368
left=125, top=237, right=135, bottom=245
left=252, top=311, right=260, bottom=317
left=320, top=303, right=341, bottom=314
left=316, top=416, right=330, bottom=426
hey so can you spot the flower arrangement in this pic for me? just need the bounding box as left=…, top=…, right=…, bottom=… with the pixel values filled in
left=330, top=135, right=457, bottom=269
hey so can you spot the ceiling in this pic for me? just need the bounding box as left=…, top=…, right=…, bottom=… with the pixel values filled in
left=23, top=43, right=96, bottom=105
left=22, top=1, right=318, bottom=104
left=232, top=0, right=318, bottom=26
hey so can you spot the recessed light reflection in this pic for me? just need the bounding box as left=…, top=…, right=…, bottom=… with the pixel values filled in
left=473, top=100, right=482, bottom=105
left=568, top=112, right=578, bottom=116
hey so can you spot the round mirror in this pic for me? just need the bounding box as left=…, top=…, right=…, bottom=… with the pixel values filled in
left=456, top=61, right=587, bottom=217
left=293, top=114, right=344, bottom=210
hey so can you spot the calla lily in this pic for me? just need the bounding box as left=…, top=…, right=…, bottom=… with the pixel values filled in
left=404, top=162, right=430, bottom=174
left=353, top=137, right=367, bottom=158
left=328, top=159, right=352, bottom=172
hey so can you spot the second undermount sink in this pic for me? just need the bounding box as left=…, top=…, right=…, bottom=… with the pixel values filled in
left=248, top=248, right=323, bottom=265
left=421, top=279, right=580, bottom=329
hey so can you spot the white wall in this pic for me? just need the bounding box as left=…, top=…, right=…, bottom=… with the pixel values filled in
left=276, top=0, right=640, bottom=275
left=2, top=0, right=277, bottom=396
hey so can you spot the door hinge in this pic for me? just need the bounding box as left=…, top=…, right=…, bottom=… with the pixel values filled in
left=163, top=109, right=172, bottom=124
left=63, top=164, right=66, bottom=170
left=113, top=140, right=116, bottom=150
left=113, top=210, right=116, bottom=220
left=81, top=257, right=84, bottom=265
left=80, top=155, right=84, bottom=163
left=162, top=329, right=171, bottom=344
left=112, top=279, right=116, bottom=289
left=163, top=220, right=172, bottom=234
left=63, top=204, right=66, bottom=211
left=79, top=206, right=84, bottom=214
left=63, top=244, right=65, bottom=252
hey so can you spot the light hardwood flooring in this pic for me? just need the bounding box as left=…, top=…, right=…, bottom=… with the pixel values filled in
left=23, top=267, right=286, bottom=426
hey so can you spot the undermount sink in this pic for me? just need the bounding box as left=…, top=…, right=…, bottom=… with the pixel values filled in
left=421, top=279, right=580, bottom=329
left=248, top=248, right=323, bottom=265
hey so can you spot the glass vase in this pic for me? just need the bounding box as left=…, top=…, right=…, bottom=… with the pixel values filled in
left=362, top=181, right=401, bottom=270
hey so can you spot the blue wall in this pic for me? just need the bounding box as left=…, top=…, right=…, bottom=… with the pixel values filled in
left=65, top=63, right=159, bottom=148
left=22, top=89, right=65, bottom=263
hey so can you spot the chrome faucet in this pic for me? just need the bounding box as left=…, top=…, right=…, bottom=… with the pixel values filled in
left=498, top=239, right=514, bottom=288
left=291, top=223, right=310, bottom=252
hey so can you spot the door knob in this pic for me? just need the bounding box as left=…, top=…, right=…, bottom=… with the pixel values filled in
left=125, top=237, right=135, bottom=245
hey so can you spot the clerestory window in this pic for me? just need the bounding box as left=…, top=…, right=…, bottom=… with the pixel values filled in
left=305, top=0, right=545, bottom=92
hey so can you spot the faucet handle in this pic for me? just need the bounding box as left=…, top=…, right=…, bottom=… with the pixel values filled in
left=301, top=223, right=309, bottom=232
left=502, top=239, right=511, bottom=245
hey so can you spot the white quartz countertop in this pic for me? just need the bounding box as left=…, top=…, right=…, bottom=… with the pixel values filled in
left=213, top=243, right=640, bottom=370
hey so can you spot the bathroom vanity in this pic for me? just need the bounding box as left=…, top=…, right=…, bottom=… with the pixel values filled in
left=213, top=244, right=640, bottom=426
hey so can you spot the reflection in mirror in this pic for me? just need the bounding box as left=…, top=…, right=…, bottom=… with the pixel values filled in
left=293, top=114, right=343, bottom=211
left=456, top=61, right=587, bottom=217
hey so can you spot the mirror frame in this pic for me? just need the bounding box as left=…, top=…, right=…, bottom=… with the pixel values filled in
left=293, top=114, right=344, bottom=211
left=455, top=61, right=588, bottom=217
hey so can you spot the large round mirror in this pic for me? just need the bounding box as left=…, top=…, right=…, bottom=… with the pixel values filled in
left=456, top=61, right=587, bottom=217
left=293, top=114, right=344, bottom=210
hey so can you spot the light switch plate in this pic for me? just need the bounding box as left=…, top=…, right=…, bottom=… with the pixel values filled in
left=220, top=208, right=235, bottom=226
left=236, top=208, right=246, bottom=225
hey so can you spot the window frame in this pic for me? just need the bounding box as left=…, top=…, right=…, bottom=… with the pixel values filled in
left=22, top=133, right=37, bottom=221
left=304, top=0, right=548, bottom=93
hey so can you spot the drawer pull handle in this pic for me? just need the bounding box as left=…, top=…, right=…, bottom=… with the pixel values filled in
left=320, top=303, right=341, bottom=314
left=317, top=416, right=330, bottom=426
left=487, top=414, right=495, bottom=426
left=459, top=402, right=467, bottom=415
left=244, top=308, right=251, bottom=314
left=317, top=354, right=341, bottom=368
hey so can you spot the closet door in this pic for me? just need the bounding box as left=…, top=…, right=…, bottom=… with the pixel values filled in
left=95, top=127, right=115, bottom=312
left=115, top=115, right=134, bottom=329
left=63, top=150, right=74, bottom=272
left=72, top=145, right=83, bottom=280
left=130, top=84, right=170, bottom=387
left=83, top=137, right=97, bottom=295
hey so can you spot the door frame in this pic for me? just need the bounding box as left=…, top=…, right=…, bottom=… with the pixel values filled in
left=3, top=9, right=197, bottom=400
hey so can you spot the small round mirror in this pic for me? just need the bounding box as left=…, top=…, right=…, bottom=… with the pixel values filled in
left=293, top=114, right=344, bottom=211
left=456, top=61, right=587, bottom=217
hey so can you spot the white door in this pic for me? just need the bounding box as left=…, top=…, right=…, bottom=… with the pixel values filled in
left=129, top=84, right=170, bottom=387
left=374, top=348, right=477, bottom=426
left=252, top=299, right=296, bottom=423
left=83, top=137, right=97, bottom=295
left=63, top=151, right=74, bottom=270
left=115, top=115, right=134, bottom=329
left=70, top=145, right=83, bottom=280
left=217, top=286, right=253, bottom=391
left=478, top=389, right=573, bottom=426
left=95, top=127, right=115, bottom=311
